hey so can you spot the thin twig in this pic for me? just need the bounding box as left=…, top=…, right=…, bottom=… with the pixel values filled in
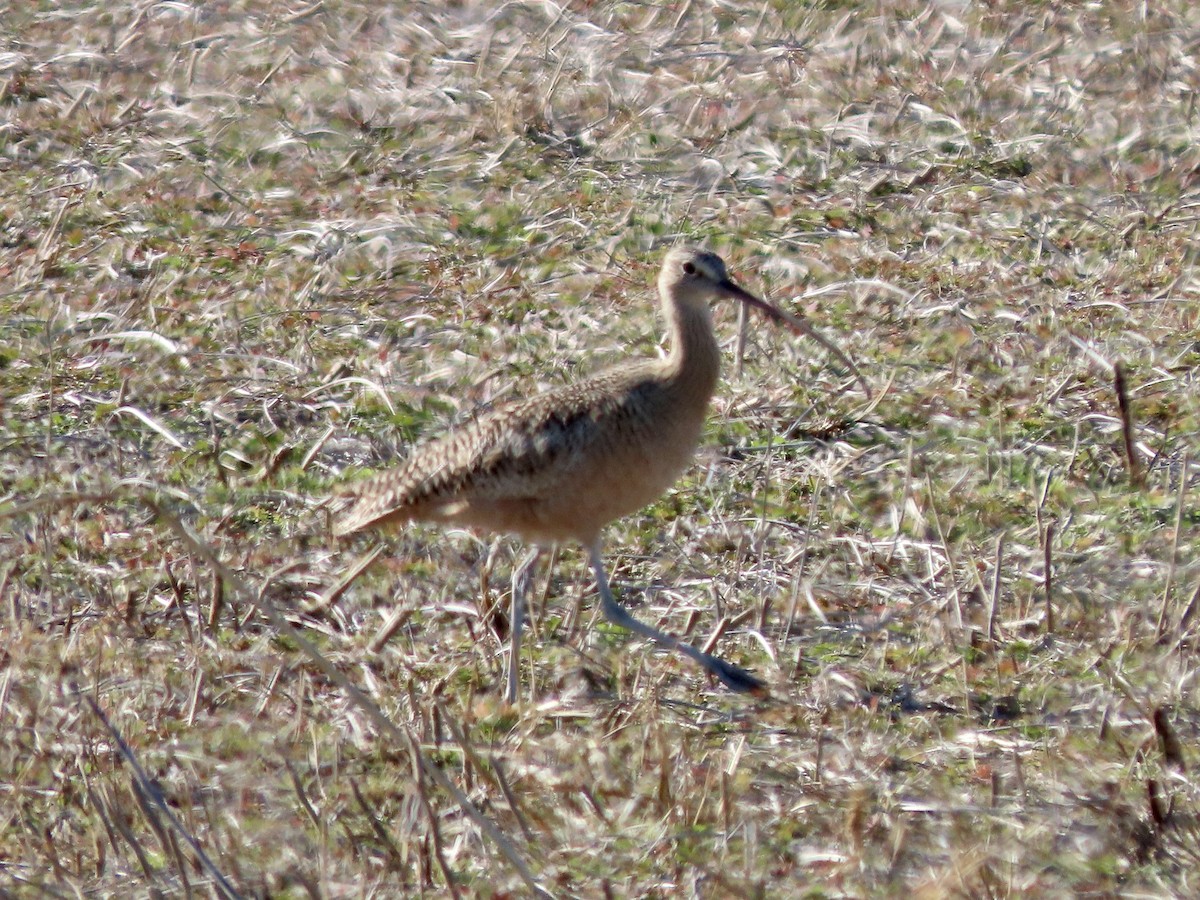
left=987, top=532, right=1006, bottom=642
left=1155, top=453, right=1188, bottom=638
left=306, top=543, right=384, bottom=614
left=1043, top=521, right=1055, bottom=635
left=1171, top=580, right=1200, bottom=654
left=490, top=755, right=536, bottom=843
left=1153, top=707, right=1187, bottom=772
left=406, top=729, right=462, bottom=900
left=1114, top=363, right=1143, bottom=489
left=83, top=694, right=243, bottom=900
left=351, top=778, right=407, bottom=873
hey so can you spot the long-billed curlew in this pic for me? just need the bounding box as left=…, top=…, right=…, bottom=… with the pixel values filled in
left=336, top=246, right=864, bottom=701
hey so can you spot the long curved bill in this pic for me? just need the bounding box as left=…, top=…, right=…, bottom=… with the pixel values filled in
left=717, top=279, right=871, bottom=399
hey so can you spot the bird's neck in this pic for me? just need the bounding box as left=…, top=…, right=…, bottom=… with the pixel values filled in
left=661, top=299, right=721, bottom=409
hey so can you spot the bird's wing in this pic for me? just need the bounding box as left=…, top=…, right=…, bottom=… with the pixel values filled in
left=334, top=367, right=654, bottom=535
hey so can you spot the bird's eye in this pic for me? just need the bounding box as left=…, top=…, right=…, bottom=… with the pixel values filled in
left=682, top=261, right=696, bottom=275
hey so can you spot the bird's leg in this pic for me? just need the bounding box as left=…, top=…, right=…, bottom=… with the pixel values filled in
left=507, top=546, right=541, bottom=704
left=586, top=541, right=764, bottom=694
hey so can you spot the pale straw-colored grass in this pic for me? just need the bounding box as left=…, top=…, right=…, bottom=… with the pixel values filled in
left=2, top=1, right=1198, bottom=895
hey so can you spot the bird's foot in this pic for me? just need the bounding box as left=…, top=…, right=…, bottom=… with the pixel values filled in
left=709, top=657, right=768, bottom=696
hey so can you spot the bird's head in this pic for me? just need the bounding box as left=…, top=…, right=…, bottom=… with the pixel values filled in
left=658, top=246, right=757, bottom=309
left=657, top=245, right=871, bottom=397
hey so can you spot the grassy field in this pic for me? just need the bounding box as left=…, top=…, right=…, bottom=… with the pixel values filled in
left=3, top=0, right=1199, bottom=896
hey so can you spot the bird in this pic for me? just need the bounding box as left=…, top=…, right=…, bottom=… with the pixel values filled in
left=335, top=246, right=866, bottom=702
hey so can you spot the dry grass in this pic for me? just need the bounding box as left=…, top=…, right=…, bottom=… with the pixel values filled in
left=3, top=0, right=1199, bottom=895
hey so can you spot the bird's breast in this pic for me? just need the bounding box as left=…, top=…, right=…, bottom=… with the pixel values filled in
left=519, top=402, right=708, bottom=544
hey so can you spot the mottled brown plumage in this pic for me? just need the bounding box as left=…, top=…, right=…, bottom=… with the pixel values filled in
left=337, top=246, right=862, bottom=700
left=335, top=364, right=713, bottom=544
